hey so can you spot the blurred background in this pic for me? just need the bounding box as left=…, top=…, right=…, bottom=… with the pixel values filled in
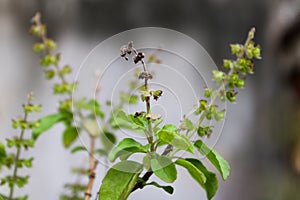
left=1, top=0, right=300, bottom=199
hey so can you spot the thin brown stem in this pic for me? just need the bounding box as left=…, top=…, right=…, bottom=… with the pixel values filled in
left=84, top=135, right=97, bottom=200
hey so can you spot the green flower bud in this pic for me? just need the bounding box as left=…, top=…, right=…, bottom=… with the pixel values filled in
left=212, top=70, right=226, bottom=85
left=45, top=70, right=56, bottom=80
left=226, top=90, right=237, bottom=102
left=252, top=46, right=261, bottom=59
left=199, top=99, right=207, bottom=112
left=204, top=88, right=213, bottom=98
left=59, top=99, right=72, bottom=111
left=12, top=119, right=19, bottom=129
left=197, top=126, right=212, bottom=137
left=29, top=24, right=46, bottom=37
left=214, top=109, right=225, bottom=121
left=246, top=49, right=253, bottom=59
left=230, top=44, right=243, bottom=56
left=153, top=90, right=163, bottom=101
left=53, top=83, right=71, bottom=94
left=235, top=78, right=245, bottom=88
left=33, top=43, right=45, bottom=53
left=61, top=65, right=71, bottom=75
left=206, top=105, right=217, bottom=120
left=45, top=38, right=56, bottom=51
left=40, top=54, right=58, bottom=67
left=223, top=59, right=234, bottom=69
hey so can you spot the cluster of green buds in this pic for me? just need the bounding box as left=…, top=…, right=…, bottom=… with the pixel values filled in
left=0, top=93, right=41, bottom=200
left=30, top=12, right=76, bottom=111
left=193, top=28, right=261, bottom=137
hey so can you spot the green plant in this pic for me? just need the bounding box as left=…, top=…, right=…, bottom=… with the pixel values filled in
left=0, top=93, right=41, bottom=200
left=0, top=11, right=261, bottom=200
left=98, top=28, right=261, bottom=200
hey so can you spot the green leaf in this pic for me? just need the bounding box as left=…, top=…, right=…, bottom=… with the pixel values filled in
left=32, top=113, right=65, bottom=140
left=0, top=142, right=7, bottom=164
left=128, top=114, right=147, bottom=130
left=194, top=140, right=230, bottom=180
left=109, top=138, right=148, bottom=162
left=71, top=146, right=87, bottom=154
left=63, top=126, right=79, bottom=148
left=151, top=155, right=177, bottom=183
left=157, top=124, right=194, bottom=153
left=100, top=131, right=116, bottom=152
left=111, top=110, right=134, bottom=130
left=99, top=161, right=143, bottom=200
left=146, top=181, right=174, bottom=194
left=177, top=158, right=218, bottom=200
left=175, top=159, right=206, bottom=185
left=76, top=99, right=104, bottom=118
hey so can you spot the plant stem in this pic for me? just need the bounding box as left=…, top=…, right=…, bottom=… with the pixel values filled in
left=84, top=135, right=97, bottom=200
left=8, top=110, right=29, bottom=200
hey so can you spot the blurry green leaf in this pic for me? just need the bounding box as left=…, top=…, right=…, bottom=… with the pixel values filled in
left=99, top=161, right=143, bottom=200
left=146, top=181, right=174, bottom=194
left=71, top=146, right=87, bottom=154
left=0, top=142, right=7, bottom=164
left=194, top=140, right=230, bottom=180
left=96, top=149, right=108, bottom=157
left=76, top=99, right=104, bottom=119
left=100, top=131, right=116, bottom=152
left=176, top=158, right=218, bottom=200
left=151, top=155, right=177, bottom=183
left=63, top=126, right=79, bottom=148
left=157, top=124, right=194, bottom=153
left=32, top=113, right=65, bottom=140
left=109, top=138, right=148, bottom=162
left=111, top=110, right=133, bottom=129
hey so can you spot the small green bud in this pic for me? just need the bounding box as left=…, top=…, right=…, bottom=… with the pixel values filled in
left=212, top=70, right=226, bottom=85
left=61, top=65, right=71, bottom=75
left=53, top=83, right=71, bottom=94
left=214, top=109, right=225, bottom=121
left=206, top=105, right=217, bottom=120
left=226, top=90, right=237, bottom=102
left=40, top=54, right=58, bottom=67
left=236, top=78, right=245, bottom=88
left=45, top=70, right=56, bottom=80
left=59, top=99, right=72, bottom=110
left=23, top=104, right=33, bottom=113
left=199, top=100, right=207, bottom=112
left=223, top=59, right=234, bottom=69
left=197, top=126, right=212, bottom=137
left=33, top=43, right=45, bottom=53
left=248, top=27, right=255, bottom=40
left=204, top=88, right=213, bottom=98
left=45, top=38, right=56, bottom=51
left=252, top=46, right=261, bottom=59
left=237, top=58, right=253, bottom=74
left=230, top=44, right=243, bottom=56
left=12, top=119, right=19, bottom=129
left=6, top=139, right=14, bottom=148
left=153, top=90, right=163, bottom=101
left=20, top=121, right=28, bottom=130
left=129, top=95, right=138, bottom=104
left=29, top=24, right=46, bottom=37
left=246, top=49, right=253, bottom=59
